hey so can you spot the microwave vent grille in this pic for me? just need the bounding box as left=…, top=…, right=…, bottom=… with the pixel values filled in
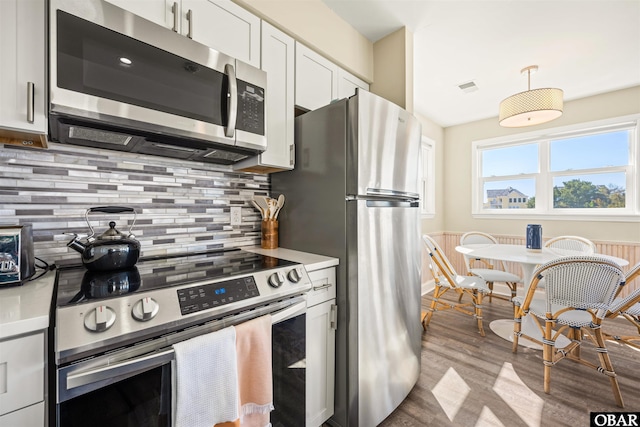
left=204, top=150, right=249, bottom=162
left=69, top=126, right=133, bottom=146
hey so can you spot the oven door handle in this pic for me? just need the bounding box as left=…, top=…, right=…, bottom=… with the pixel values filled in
left=271, top=300, right=306, bottom=324
left=66, top=348, right=175, bottom=390
left=64, top=298, right=306, bottom=393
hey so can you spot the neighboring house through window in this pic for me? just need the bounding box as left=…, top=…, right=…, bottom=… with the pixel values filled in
left=471, top=114, right=639, bottom=220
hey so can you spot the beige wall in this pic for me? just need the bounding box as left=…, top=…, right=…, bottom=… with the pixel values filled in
left=234, top=0, right=373, bottom=82
left=442, top=85, right=640, bottom=243
left=371, top=27, right=414, bottom=112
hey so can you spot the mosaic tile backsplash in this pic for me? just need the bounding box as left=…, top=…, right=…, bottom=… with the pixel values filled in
left=0, top=142, right=270, bottom=266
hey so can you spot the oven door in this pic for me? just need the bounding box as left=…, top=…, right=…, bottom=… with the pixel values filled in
left=55, top=297, right=306, bottom=427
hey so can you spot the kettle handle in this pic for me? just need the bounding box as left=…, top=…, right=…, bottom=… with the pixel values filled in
left=85, top=206, right=137, bottom=238
left=88, top=206, right=135, bottom=214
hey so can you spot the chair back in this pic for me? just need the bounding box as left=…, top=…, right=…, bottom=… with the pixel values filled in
left=608, top=261, right=640, bottom=314
left=423, top=235, right=458, bottom=286
left=460, top=231, right=500, bottom=271
left=544, top=235, right=596, bottom=256
left=532, top=256, right=624, bottom=314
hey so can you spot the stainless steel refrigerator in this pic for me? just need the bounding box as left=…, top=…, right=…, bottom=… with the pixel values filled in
left=271, top=90, right=422, bottom=427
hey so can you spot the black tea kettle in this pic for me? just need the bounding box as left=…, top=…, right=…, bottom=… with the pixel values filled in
left=67, top=206, right=141, bottom=271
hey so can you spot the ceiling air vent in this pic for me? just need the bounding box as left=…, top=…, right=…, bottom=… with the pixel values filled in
left=458, top=81, right=478, bottom=93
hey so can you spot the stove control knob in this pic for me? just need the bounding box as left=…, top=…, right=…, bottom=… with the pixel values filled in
left=268, top=271, right=286, bottom=288
left=287, top=266, right=305, bottom=283
left=84, top=305, right=116, bottom=332
left=132, top=297, right=159, bottom=321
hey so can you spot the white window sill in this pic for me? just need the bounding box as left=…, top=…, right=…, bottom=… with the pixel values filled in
left=472, top=212, right=640, bottom=222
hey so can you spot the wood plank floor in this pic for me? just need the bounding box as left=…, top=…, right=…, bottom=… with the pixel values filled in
left=378, top=292, right=640, bottom=427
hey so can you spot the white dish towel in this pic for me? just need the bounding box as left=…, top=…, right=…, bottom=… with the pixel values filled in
left=173, top=326, right=239, bottom=427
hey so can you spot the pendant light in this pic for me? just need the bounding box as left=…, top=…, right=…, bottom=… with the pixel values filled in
left=499, top=65, right=563, bottom=127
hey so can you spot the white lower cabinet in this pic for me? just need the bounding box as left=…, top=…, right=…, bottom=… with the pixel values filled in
left=306, top=267, right=336, bottom=427
left=0, top=401, right=44, bottom=426
left=0, top=331, right=45, bottom=425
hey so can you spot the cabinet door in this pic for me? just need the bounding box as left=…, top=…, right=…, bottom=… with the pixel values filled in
left=306, top=299, right=336, bottom=427
left=338, top=68, right=369, bottom=99
left=0, top=332, right=44, bottom=416
left=183, top=0, right=260, bottom=67
left=295, top=43, right=338, bottom=111
left=0, top=401, right=44, bottom=427
left=235, top=21, right=294, bottom=173
left=0, top=0, right=46, bottom=134
left=104, top=0, right=173, bottom=29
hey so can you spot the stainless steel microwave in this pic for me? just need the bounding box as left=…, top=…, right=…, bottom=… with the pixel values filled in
left=48, top=0, right=267, bottom=164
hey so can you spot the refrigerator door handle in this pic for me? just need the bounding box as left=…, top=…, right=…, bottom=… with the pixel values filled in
left=365, top=188, right=420, bottom=200
left=365, top=200, right=419, bottom=208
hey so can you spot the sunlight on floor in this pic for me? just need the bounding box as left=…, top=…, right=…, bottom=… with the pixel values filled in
left=493, top=362, right=544, bottom=427
left=475, top=406, right=506, bottom=427
left=432, top=367, right=470, bottom=421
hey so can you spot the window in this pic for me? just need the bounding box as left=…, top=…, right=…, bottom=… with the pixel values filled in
left=420, top=137, right=435, bottom=217
left=472, top=115, right=639, bottom=220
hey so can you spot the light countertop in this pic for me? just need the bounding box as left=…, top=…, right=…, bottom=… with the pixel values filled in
left=245, top=246, right=339, bottom=272
left=0, top=269, right=55, bottom=340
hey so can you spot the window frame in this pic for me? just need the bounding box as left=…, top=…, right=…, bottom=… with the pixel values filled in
left=471, top=114, right=640, bottom=221
left=420, top=136, right=436, bottom=218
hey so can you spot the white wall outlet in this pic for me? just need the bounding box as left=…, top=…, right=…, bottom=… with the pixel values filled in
left=230, top=206, right=242, bottom=225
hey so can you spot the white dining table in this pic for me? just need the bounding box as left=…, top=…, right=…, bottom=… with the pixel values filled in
left=455, top=243, right=629, bottom=349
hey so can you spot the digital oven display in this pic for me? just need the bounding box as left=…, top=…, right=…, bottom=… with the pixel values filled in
left=177, top=276, right=260, bottom=315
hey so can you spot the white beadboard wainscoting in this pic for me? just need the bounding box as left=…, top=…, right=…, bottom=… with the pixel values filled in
left=423, top=232, right=640, bottom=298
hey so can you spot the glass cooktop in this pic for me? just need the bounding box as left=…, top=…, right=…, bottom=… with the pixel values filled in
left=55, top=249, right=295, bottom=307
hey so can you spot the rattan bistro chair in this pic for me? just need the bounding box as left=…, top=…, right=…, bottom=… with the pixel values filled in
left=422, top=235, right=490, bottom=336
left=544, top=235, right=596, bottom=256
left=460, top=231, right=523, bottom=303
left=512, top=256, right=626, bottom=407
left=603, top=262, right=640, bottom=349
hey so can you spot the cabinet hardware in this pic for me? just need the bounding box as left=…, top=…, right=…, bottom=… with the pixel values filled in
left=186, top=9, right=193, bottom=39
left=171, top=2, right=179, bottom=32
left=27, top=82, right=35, bottom=123
left=330, top=304, right=338, bottom=329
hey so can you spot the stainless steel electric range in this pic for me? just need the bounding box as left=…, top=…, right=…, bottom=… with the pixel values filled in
left=51, top=248, right=311, bottom=427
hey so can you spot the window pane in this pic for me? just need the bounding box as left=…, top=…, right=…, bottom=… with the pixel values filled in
left=482, top=144, right=538, bottom=177
left=550, top=130, right=629, bottom=171
left=552, top=173, right=626, bottom=208
left=483, top=179, right=535, bottom=209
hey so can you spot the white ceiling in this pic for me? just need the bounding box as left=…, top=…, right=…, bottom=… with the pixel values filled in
left=322, top=0, right=640, bottom=127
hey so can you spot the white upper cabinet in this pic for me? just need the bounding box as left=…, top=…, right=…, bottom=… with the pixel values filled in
left=0, top=0, right=47, bottom=147
left=338, top=67, right=369, bottom=99
left=295, top=42, right=338, bottom=111
left=104, top=0, right=170, bottom=27
left=105, top=0, right=260, bottom=68
left=295, top=42, right=370, bottom=112
left=235, top=21, right=295, bottom=173
left=181, top=0, right=260, bottom=67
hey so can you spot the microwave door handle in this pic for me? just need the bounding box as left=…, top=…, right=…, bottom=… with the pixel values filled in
left=224, top=64, right=237, bottom=138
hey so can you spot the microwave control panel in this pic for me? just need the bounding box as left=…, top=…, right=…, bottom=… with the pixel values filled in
left=236, top=80, right=265, bottom=136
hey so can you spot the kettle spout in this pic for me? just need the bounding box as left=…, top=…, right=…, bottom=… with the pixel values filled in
left=67, top=235, right=87, bottom=253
